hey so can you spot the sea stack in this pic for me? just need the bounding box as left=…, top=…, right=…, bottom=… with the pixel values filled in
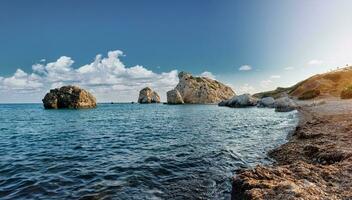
left=167, top=71, right=235, bottom=104
left=42, top=85, right=97, bottom=109
left=138, top=87, right=161, bottom=103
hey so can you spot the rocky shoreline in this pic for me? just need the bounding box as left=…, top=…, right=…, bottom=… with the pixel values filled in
left=231, top=99, right=352, bottom=200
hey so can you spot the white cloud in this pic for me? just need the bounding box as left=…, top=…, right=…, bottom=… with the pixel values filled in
left=235, top=83, right=256, bottom=95
left=200, top=71, right=216, bottom=79
left=308, top=59, right=323, bottom=66
left=32, top=64, right=48, bottom=75
left=0, top=77, right=3, bottom=89
left=260, top=79, right=273, bottom=88
left=2, top=69, right=43, bottom=90
left=270, top=75, right=281, bottom=79
left=238, top=65, right=252, bottom=71
left=46, top=56, right=74, bottom=73
left=284, top=67, right=294, bottom=70
left=0, top=50, right=179, bottom=102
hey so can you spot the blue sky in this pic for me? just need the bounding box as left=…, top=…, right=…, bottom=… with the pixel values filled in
left=1, top=0, right=352, bottom=102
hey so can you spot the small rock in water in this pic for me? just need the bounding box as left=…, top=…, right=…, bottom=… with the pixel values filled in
left=42, top=85, right=97, bottom=109
left=138, top=87, right=161, bottom=104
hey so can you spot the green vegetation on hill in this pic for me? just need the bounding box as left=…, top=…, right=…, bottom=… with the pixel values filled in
left=253, top=87, right=292, bottom=99
left=298, top=89, right=321, bottom=100
left=253, top=80, right=307, bottom=99
left=255, top=66, right=352, bottom=100
left=340, top=85, right=352, bottom=99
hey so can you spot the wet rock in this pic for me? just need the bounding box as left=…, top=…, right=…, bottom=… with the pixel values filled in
left=42, top=85, right=96, bottom=109
left=138, top=87, right=160, bottom=104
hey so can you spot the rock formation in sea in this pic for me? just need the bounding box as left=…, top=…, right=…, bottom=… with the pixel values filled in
left=218, top=94, right=258, bottom=107
left=42, top=85, right=97, bottom=109
left=167, top=89, right=184, bottom=104
left=167, top=71, right=235, bottom=104
left=274, top=97, right=297, bottom=112
left=257, top=97, right=275, bottom=108
left=138, top=87, right=161, bottom=104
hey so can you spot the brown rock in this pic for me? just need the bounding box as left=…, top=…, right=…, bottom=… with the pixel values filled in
left=138, top=87, right=160, bottom=103
left=42, top=85, right=97, bottom=109
left=167, top=89, right=184, bottom=104
left=171, top=71, right=235, bottom=104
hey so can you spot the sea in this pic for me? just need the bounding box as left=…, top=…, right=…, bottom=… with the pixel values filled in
left=0, top=103, right=298, bottom=200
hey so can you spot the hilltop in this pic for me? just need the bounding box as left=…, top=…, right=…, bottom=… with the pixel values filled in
left=254, top=66, right=352, bottom=100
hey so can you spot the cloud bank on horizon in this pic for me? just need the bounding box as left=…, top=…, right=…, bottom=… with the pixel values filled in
left=0, top=50, right=181, bottom=102
left=0, top=49, right=348, bottom=103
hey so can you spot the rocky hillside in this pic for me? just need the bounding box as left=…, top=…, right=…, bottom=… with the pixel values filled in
left=254, top=66, right=352, bottom=100
left=167, top=72, right=235, bottom=104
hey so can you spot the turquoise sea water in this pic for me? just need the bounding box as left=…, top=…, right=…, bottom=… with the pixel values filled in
left=0, top=104, right=297, bottom=199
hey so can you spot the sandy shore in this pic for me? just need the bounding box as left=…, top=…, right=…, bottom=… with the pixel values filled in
left=231, top=99, right=352, bottom=200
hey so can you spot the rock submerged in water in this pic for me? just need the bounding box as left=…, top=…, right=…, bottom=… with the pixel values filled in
left=138, top=87, right=160, bottom=104
left=167, top=89, right=184, bottom=104
left=274, top=97, right=297, bottom=112
left=218, top=94, right=258, bottom=107
left=42, top=85, right=97, bottom=109
left=167, top=71, right=235, bottom=104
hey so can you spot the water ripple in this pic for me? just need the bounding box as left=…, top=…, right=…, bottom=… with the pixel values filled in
left=0, top=104, right=297, bottom=199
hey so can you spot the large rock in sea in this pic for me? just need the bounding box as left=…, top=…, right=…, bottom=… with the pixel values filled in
left=167, top=89, right=184, bottom=104
left=167, top=71, right=235, bottom=104
left=274, top=97, right=297, bottom=112
left=42, top=85, right=97, bottom=109
left=218, top=93, right=258, bottom=107
left=138, top=87, right=160, bottom=103
left=257, top=97, right=275, bottom=108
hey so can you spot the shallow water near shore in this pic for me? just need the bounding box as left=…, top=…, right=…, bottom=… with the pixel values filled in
left=0, top=103, right=297, bottom=199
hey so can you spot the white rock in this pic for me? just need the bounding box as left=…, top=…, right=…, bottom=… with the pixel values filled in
left=167, top=89, right=184, bottom=104
left=138, top=87, right=160, bottom=103
left=274, top=97, right=297, bottom=112
left=257, top=97, right=275, bottom=108
left=219, top=94, right=258, bottom=107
